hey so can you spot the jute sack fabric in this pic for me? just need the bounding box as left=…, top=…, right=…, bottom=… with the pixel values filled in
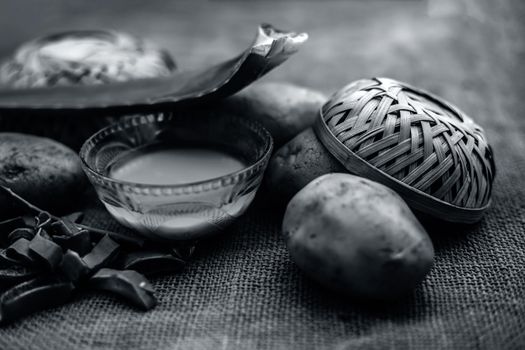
left=0, top=173, right=523, bottom=350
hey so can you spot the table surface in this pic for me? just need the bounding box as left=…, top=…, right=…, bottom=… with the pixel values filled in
left=0, top=1, right=524, bottom=349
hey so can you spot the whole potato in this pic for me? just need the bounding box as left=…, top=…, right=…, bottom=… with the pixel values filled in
left=283, top=173, right=434, bottom=300
left=0, top=133, right=87, bottom=215
left=266, top=128, right=345, bottom=203
left=219, top=82, right=327, bottom=146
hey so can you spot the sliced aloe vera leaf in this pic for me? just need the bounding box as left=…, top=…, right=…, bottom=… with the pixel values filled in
left=7, top=227, right=36, bottom=245
left=89, top=268, right=156, bottom=310
left=50, top=219, right=82, bottom=237
left=28, top=234, right=63, bottom=270
left=117, top=250, right=185, bottom=276
left=0, top=217, right=38, bottom=246
left=53, top=229, right=92, bottom=256
left=0, top=275, right=74, bottom=324
left=0, top=260, right=36, bottom=288
left=59, top=236, right=119, bottom=283
left=5, top=238, right=35, bottom=266
left=59, top=250, right=89, bottom=283
left=82, top=235, right=120, bottom=271
left=0, top=24, right=307, bottom=110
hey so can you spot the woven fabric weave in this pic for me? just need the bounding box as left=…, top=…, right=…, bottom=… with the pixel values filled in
left=0, top=176, right=523, bottom=350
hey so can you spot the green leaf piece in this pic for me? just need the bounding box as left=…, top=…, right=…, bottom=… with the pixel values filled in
left=82, top=235, right=120, bottom=271
left=59, top=250, right=89, bottom=283
left=89, top=268, right=156, bottom=310
left=118, top=250, right=185, bottom=276
left=5, top=238, right=35, bottom=266
left=53, top=230, right=92, bottom=256
left=50, top=219, right=82, bottom=237
left=0, top=260, right=36, bottom=288
left=7, top=227, right=36, bottom=245
left=0, top=186, right=194, bottom=322
left=0, top=275, right=74, bottom=324
left=28, top=234, right=63, bottom=270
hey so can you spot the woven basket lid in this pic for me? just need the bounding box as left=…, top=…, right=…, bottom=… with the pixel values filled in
left=314, top=77, right=496, bottom=224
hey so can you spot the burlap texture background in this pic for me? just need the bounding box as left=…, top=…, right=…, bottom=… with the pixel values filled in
left=0, top=180, right=523, bottom=350
left=0, top=0, right=524, bottom=349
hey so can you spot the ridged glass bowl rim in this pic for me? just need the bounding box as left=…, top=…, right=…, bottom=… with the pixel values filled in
left=79, top=112, right=273, bottom=194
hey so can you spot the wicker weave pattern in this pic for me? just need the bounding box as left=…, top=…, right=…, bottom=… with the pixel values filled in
left=320, top=78, right=495, bottom=210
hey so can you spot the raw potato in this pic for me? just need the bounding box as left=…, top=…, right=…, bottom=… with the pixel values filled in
left=219, top=82, right=327, bottom=146
left=283, top=173, right=434, bottom=300
left=266, top=128, right=345, bottom=202
left=0, top=133, right=87, bottom=214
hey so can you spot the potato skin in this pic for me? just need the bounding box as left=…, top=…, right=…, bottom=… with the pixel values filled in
left=0, top=132, right=87, bottom=214
left=283, top=173, right=434, bottom=300
left=266, top=128, right=345, bottom=203
left=219, top=82, right=327, bottom=146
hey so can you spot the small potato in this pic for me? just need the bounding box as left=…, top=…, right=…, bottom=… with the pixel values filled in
left=283, top=173, right=434, bottom=300
left=0, top=133, right=87, bottom=214
left=266, top=128, right=345, bottom=203
left=219, top=82, right=327, bottom=146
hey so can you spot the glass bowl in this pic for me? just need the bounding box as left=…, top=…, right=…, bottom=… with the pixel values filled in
left=79, top=111, right=273, bottom=241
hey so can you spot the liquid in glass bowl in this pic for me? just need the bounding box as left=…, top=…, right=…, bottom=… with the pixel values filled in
left=79, top=112, right=273, bottom=241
